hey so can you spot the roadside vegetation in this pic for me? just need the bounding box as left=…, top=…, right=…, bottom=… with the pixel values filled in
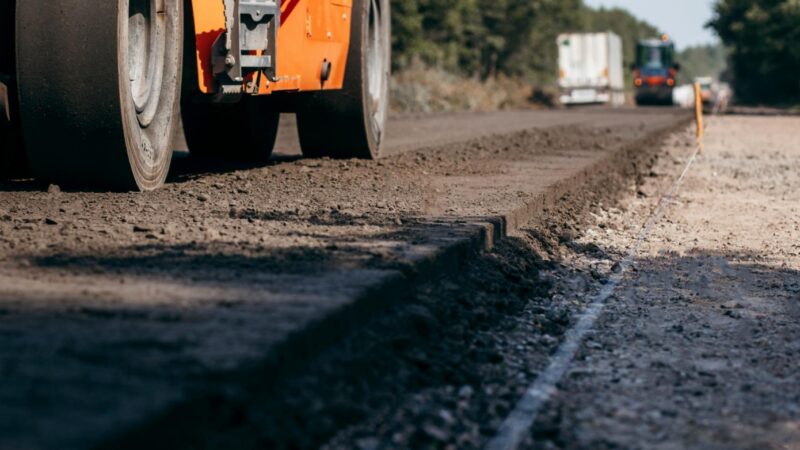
left=390, top=63, right=538, bottom=113
left=390, top=0, right=800, bottom=111
left=709, top=0, right=800, bottom=105
left=389, top=0, right=661, bottom=112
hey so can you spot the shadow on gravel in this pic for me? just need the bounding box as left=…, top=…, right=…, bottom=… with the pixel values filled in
left=90, top=233, right=559, bottom=450
left=4, top=214, right=536, bottom=450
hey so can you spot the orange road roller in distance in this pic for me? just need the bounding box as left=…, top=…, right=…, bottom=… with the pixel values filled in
left=0, top=0, right=391, bottom=190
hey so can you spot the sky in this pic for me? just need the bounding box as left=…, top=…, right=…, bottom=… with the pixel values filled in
left=584, top=0, right=719, bottom=50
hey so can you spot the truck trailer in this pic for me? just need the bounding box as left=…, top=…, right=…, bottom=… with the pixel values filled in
left=557, top=32, right=625, bottom=107
left=0, top=0, right=391, bottom=191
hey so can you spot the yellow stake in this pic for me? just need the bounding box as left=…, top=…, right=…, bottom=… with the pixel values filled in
left=694, top=81, right=705, bottom=153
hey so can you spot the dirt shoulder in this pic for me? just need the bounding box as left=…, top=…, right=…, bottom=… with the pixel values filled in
left=533, top=116, right=800, bottom=450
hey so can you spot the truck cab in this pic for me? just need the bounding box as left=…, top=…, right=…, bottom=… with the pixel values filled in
left=633, top=36, right=679, bottom=106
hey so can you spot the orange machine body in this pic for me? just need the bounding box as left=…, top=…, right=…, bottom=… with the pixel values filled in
left=190, top=0, right=353, bottom=95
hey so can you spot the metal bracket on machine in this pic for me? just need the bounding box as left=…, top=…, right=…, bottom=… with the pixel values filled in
left=212, top=0, right=280, bottom=101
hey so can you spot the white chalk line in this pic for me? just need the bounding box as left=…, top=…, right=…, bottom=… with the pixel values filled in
left=484, top=132, right=705, bottom=450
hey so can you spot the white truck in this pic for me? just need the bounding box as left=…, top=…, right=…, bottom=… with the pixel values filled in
left=557, top=32, right=625, bottom=106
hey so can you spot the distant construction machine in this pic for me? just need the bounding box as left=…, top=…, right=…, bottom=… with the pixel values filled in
left=557, top=32, right=625, bottom=107
left=632, top=35, right=680, bottom=106
left=0, top=0, right=391, bottom=191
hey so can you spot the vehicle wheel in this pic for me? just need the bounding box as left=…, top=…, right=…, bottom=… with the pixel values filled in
left=16, top=0, right=183, bottom=191
left=182, top=98, right=280, bottom=164
left=296, top=0, right=391, bottom=159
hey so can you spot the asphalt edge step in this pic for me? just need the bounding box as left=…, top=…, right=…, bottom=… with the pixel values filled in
left=99, top=115, right=692, bottom=450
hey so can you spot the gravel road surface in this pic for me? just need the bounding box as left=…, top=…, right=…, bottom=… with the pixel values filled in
left=532, top=116, right=800, bottom=450
left=0, top=108, right=687, bottom=449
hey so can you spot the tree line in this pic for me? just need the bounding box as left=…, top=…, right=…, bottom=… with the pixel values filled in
left=391, top=0, right=661, bottom=85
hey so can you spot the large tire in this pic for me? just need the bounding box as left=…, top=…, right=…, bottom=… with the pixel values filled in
left=16, top=0, right=183, bottom=191
left=182, top=98, right=280, bottom=164
left=180, top=1, right=279, bottom=164
left=296, top=0, right=391, bottom=159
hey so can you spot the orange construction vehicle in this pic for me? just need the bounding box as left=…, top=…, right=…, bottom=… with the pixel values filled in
left=632, top=35, right=679, bottom=106
left=0, top=0, right=391, bottom=190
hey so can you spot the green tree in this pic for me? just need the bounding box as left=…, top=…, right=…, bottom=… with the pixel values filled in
left=390, top=0, right=424, bottom=70
left=709, top=0, right=800, bottom=104
left=389, top=0, right=663, bottom=86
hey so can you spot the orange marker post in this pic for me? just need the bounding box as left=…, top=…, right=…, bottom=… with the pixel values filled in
left=694, top=81, right=705, bottom=153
